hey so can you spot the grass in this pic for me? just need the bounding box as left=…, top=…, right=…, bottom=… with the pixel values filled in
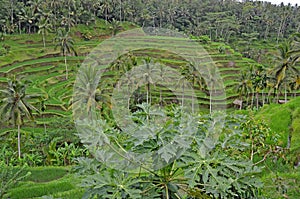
left=9, top=179, right=75, bottom=198
left=256, top=97, right=300, bottom=148
left=4, top=166, right=84, bottom=199
left=261, top=168, right=300, bottom=199
left=21, top=167, right=69, bottom=183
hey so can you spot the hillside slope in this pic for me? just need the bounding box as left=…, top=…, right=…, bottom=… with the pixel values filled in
left=256, top=97, right=300, bottom=151
left=0, top=24, right=263, bottom=123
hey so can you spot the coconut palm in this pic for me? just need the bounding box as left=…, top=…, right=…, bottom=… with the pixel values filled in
left=179, top=63, right=200, bottom=113
left=157, top=63, right=173, bottom=107
left=140, top=58, right=159, bottom=105
left=203, top=65, right=222, bottom=114
left=0, top=78, right=39, bottom=158
left=38, top=16, right=52, bottom=48
left=54, top=28, right=77, bottom=80
left=109, top=19, right=122, bottom=36
left=176, top=69, right=188, bottom=109
left=273, top=39, right=300, bottom=101
left=250, top=67, right=267, bottom=109
left=18, top=7, right=37, bottom=34
left=100, top=0, right=112, bottom=23
left=235, top=71, right=252, bottom=109
left=72, top=64, right=101, bottom=120
left=289, top=74, right=300, bottom=97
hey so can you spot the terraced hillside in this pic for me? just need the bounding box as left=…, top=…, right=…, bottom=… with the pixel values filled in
left=0, top=22, right=280, bottom=131
left=1, top=21, right=299, bottom=199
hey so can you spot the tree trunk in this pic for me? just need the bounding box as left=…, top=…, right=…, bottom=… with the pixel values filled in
left=251, top=93, right=254, bottom=109
left=160, top=89, right=162, bottom=107
left=10, top=0, right=14, bottom=25
left=19, top=21, right=21, bottom=34
left=284, top=83, right=287, bottom=102
left=209, top=90, right=212, bottom=114
left=192, top=94, right=194, bottom=114
left=146, top=82, right=150, bottom=105
left=182, top=86, right=185, bottom=110
left=105, top=8, right=108, bottom=24
left=277, top=17, right=284, bottom=43
left=42, top=32, right=46, bottom=48
left=256, top=92, right=259, bottom=109
left=264, top=24, right=269, bottom=40
left=246, top=93, right=249, bottom=108
left=240, top=100, right=242, bottom=110
left=18, top=124, right=21, bottom=159
left=119, top=0, right=122, bottom=22
left=262, top=89, right=265, bottom=106
left=65, top=55, right=68, bottom=80
left=127, top=97, right=130, bottom=110
left=287, top=134, right=291, bottom=149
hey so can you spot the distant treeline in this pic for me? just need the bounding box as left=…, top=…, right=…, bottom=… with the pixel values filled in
left=0, top=0, right=299, bottom=42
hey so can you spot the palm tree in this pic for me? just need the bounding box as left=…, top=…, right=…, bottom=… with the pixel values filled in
left=19, top=7, right=37, bottom=34
left=109, top=19, right=122, bottom=36
left=176, top=71, right=188, bottom=110
left=158, top=63, right=173, bottom=107
left=179, top=63, right=198, bottom=113
left=120, top=71, right=136, bottom=110
left=250, top=67, right=267, bottom=109
left=235, top=71, right=252, bottom=109
left=273, top=39, right=300, bottom=102
left=203, top=65, right=221, bottom=114
left=38, top=16, right=52, bottom=48
left=289, top=74, right=300, bottom=97
left=54, top=29, right=77, bottom=80
left=100, top=0, right=112, bottom=24
left=0, top=78, right=39, bottom=158
left=72, top=65, right=100, bottom=120
left=136, top=58, right=159, bottom=106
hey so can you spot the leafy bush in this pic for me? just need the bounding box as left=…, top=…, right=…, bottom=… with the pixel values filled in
left=74, top=106, right=263, bottom=198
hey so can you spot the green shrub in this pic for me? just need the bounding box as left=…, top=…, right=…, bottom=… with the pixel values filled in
left=75, top=108, right=263, bottom=198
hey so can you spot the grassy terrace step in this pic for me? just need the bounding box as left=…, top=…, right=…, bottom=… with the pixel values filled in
left=35, top=117, right=64, bottom=125
left=0, top=56, right=84, bottom=74
left=44, top=97, right=66, bottom=106
left=0, top=77, right=8, bottom=82
left=41, top=109, right=71, bottom=117
left=19, top=65, right=56, bottom=75
left=41, top=188, right=85, bottom=199
left=6, top=167, right=80, bottom=199
left=47, top=78, right=74, bottom=97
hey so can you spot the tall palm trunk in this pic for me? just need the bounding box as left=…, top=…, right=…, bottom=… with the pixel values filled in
left=160, top=89, right=162, bottom=107
left=209, top=90, right=212, bottom=114
left=146, top=82, right=150, bottom=104
left=256, top=91, right=259, bottom=109
left=65, top=55, right=68, bottom=80
left=284, top=83, right=287, bottom=102
left=262, top=89, right=265, bottom=106
left=192, top=94, right=194, bottom=114
left=105, top=8, right=108, bottom=24
left=42, top=32, right=46, bottom=48
left=18, top=124, right=21, bottom=158
left=251, top=93, right=254, bottom=108
left=182, top=86, right=185, bottom=109
left=240, top=99, right=242, bottom=110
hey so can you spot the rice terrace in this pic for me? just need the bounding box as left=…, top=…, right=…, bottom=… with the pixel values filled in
left=0, top=0, right=300, bottom=198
